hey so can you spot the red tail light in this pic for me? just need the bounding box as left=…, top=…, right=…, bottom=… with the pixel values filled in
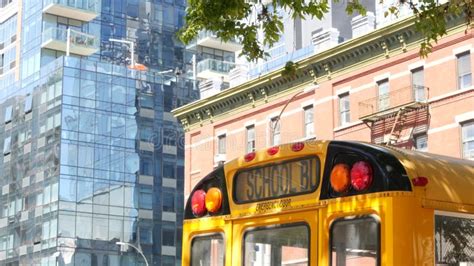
left=412, top=176, right=428, bottom=187
left=350, top=161, right=373, bottom=191
left=291, top=142, right=305, bottom=152
left=244, top=152, right=256, bottom=162
left=191, top=190, right=207, bottom=217
left=267, top=146, right=279, bottom=156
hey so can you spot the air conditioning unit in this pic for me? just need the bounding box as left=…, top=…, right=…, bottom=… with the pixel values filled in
left=214, top=154, right=226, bottom=164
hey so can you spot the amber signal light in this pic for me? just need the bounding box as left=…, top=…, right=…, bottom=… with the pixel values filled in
left=330, top=164, right=351, bottom=193
left=205, top=187, right=223, bottom=213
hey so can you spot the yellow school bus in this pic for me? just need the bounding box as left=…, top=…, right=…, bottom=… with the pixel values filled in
left=182, top=140, right=474, bottom=265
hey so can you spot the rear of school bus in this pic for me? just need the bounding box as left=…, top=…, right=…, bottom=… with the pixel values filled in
left=182, top=140, right=474, bottom=266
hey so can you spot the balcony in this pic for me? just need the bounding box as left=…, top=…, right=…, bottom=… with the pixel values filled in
left=189, top=31, right=242, bottom=52
left=42, top=27, right=98, bottom=56
left=358, top=85, right=429, bottom=122
left=197, top=58, right=236, bottom=82
left=43, top=0, right=99, bottom=22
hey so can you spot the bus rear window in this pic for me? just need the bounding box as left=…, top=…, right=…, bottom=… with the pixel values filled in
left=191, top=234, right=224, bottom=266
left=330, top=216, right=379, bottom=266
left=234, top=156, right=320, bottom=203
left=244, top=224, right=309, bottom=265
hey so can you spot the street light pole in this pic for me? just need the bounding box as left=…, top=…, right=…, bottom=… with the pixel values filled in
left=116, top=241, right=149, bottom=266
left=271, top=89, right=307, bottom=135
left=109, top=38, right=135, bottom=68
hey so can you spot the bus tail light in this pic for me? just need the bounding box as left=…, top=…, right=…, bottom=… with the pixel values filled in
left=267, top=146, right=279, bottom=156
left=350, top=161, right=373, bottom=191
left=330, top=164, right=351, bottom=193
left=205, top=187, right=223, bottom=213
left=291, top=142, right=305, bottom=152
left=244, top=152, right=256, bottom=162
left=412, top=176, right=428, bottom=187
left=191, top=189, right=207, bottom=217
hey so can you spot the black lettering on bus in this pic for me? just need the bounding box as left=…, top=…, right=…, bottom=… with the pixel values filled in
left=300, top=159, right=309, bottom=190
left=246, top=173, right=255, bottom=200
left=273, top=165, right=285, bottom=194
left=310, top=159, right=317, bottom=188
left=263, top=171, right=272, bottom=198
left=255, top=168, right=263, bottom=199
left=270, top=166, right=279, bottom=197
left=284, top=164, right=297, bottom=193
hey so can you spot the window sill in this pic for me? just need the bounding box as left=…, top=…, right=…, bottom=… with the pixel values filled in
left=334, top=121, right=364, bottom=132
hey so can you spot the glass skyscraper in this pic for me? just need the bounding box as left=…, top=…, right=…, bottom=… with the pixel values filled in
left=0, top=0, right=196, bottom=265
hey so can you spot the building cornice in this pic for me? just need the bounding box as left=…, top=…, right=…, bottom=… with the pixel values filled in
left=173, top=14, right=468, bottom=131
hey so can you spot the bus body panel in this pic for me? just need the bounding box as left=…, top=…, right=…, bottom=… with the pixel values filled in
left=182, top=140, right=474, bottom=266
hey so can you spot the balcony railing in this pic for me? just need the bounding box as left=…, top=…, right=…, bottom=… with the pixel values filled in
left=197, top=58, right=236, bottom=81
left=358, top=85, right=428, bottom=120
left=42, top=27, right=98, bottom=56
left=43, top=0, right=99, bottom=21
left=189, top=31, right=242, bottom=52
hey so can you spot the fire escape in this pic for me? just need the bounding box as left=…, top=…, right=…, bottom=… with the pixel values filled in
left=359, top=85, right=430, bottom=148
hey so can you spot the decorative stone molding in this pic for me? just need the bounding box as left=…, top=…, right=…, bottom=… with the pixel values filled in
left=172, top=14, right=466, bottom=130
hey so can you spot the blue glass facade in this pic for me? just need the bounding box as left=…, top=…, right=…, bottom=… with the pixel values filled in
left=0, top=56, right=196, bottom=265
left=0, top=0, right=195, bottom=265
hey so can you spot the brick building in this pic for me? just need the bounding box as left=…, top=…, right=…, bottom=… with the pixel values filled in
left=173, top=15, right=474, bottom=198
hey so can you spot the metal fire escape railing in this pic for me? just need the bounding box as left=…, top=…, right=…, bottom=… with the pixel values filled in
left=358, top=85, right=430, bottom=146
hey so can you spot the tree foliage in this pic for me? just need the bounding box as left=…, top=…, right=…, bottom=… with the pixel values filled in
left=178, top=0, right=474, bottom=62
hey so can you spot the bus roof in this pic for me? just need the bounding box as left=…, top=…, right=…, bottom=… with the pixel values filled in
left=384, top=145, right=474, bottom=209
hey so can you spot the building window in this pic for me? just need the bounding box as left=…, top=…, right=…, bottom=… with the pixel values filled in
left=339, top=93, right=350, bottom=126
left=217, top=134, right=226, bottom=155
left=304, top=105, right=314, bottom=138
left=246, top=125, right=255, bottom=153
left=139, top=186, right=153, bottom=209
left=270, top=117, right=280, bottom=146
left=457, top=52, right=472, bottom=90
left=414, top=134, right=428, bottom=152
left=377, top=79, right=390, bottom=111
left=462, top=121, right=474, bottom=160
left=162, top=227, right=175, bottom=246
left=139, top=226, right=153, bottom=244
left=3, top=136, right=11, bottom=155
left=24, top=94, right=33, bottom=113
left=163, top=192, right=175, bottom=212
left=411, top=67, right=425, bottom=101
left=4, top=105, right=12, bottom=123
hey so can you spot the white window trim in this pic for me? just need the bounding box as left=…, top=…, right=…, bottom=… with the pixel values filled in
left=336, top=86, right=351, bottom=96
left=215, top=129, right=227, bottom=137
left=300, top=100, right=315, bottom=109
left=373, top=72, right=391, bottom=83
left=408, top=60, right=425, bottom=71
left=244, top=119, right=256, bottom=127
left=455, top=111, right=474, bottom=124
left=452, top=44, right=473, bottom=55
